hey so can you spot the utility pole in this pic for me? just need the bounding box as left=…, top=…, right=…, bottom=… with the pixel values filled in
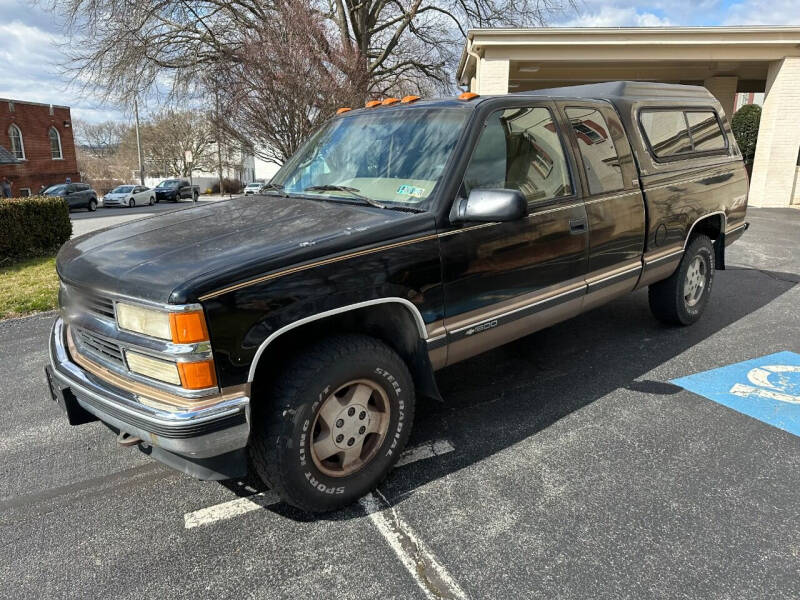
left=214, top=89, right=225, bottom=196
left=134, top=96, right=145, bottom=186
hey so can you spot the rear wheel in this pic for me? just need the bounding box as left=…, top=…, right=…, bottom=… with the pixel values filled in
left=88, top=198, right=97, bottom=212
left=649, top=234, right=714, bottom=325
left=149, top=196, right=154, bottom=206
left=249, top=334, right=415, bottom=513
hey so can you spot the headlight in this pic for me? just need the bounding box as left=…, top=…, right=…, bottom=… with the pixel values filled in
left=116, top=303, right=210, bottom=344
left=116, top=303, right=172, bottom=340
left=125, top=350, right=181, bottom=385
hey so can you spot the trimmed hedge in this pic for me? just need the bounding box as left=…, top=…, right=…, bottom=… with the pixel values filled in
left=731, top=104, right=761, bottom=166
left=0, top=196, right=72, bottom=260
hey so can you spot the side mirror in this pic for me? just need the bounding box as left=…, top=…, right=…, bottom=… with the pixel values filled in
left=449, top=189, right=528, bottom=223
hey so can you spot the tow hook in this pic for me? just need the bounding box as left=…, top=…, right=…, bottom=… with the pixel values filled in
left=117, top=431, right=142, bottom=447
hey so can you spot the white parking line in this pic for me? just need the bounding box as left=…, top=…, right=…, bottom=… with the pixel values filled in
left=184, top=490, right=280, bottom=529
left=360, top=489, right=469, bottom=600
left=394, top=439, right=455, bottom=467
left=183, top=438, right=455, bottom=529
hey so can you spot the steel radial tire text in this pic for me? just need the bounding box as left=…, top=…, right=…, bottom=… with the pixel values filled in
left=248, top=334, right=415, bottom=513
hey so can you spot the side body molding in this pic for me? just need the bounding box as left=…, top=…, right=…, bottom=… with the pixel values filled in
left=246, top=297, right=429, bottom=382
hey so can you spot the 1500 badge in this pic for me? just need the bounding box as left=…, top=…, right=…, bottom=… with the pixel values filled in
left=465, top=319, right=498, bottom=336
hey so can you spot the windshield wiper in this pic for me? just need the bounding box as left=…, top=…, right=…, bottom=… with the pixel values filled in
left=304, top=184, right=387, bottom=209
left=260, top=182, right=287, bottom=197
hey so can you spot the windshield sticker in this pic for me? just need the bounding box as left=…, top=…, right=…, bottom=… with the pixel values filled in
left=396, top=184, right=426, bottom=198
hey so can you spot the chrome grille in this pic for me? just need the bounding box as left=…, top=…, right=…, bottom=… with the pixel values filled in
left=74, top=327, right=125, bottom=367
left=63, top=285, right=115, bottom=319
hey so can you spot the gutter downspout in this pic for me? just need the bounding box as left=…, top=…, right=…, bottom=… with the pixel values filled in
left=465, top=41, right=481, bottom=94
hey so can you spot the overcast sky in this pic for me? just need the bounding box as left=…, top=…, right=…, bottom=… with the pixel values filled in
left=1, top=0, right=799, bottom=124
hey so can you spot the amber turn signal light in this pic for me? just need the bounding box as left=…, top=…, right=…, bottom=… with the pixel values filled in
left=336, top=107, right=352, bottom=114
left=458, top=92, right=479, bottom=101
left=178, top=360, right=217, bottom=390
left=169, top=311, right=209, bottom=344
left=401, top=95, right=421, bottom=103
left=365, top=100, right=382, bottom=108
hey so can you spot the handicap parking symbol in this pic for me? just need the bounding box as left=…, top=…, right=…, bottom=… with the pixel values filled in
left=672, top=351, right=800, bottom=437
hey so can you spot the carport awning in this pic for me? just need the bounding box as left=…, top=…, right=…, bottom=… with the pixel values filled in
left=0, top=145, right=19, bottom=165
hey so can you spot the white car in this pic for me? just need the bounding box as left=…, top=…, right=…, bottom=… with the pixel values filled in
left=243, top=182, right=263, bottom=195
left=102, top=185, right=155, bottom=208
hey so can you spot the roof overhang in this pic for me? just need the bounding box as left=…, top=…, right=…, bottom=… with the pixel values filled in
left=458, top=26, right=800, bottom=85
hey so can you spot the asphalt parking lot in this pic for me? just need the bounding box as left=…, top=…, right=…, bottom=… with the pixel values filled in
left=1, top=207, right=799, bottom=599
left=69, top=196, right=227, bottom=237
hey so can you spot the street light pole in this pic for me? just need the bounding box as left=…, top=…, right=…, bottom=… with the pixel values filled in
left=134, top=96, right=145, bottom=186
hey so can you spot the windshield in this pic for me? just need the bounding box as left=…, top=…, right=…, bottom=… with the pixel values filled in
left=44, top=185, right=67, bottom=195
left=157, top=180, right=180, bottom=188
left=271, top=108, right=468, bottom=209
left=112, top=186, right=134, bottom=193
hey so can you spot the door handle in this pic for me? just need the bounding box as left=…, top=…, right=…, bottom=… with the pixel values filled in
left=569, top=218, right=587, bottom=234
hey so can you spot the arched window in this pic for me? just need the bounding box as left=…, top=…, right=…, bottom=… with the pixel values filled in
left=49, top=127, right=63, bottom=159
left=8, top=124, right=24, bottom=160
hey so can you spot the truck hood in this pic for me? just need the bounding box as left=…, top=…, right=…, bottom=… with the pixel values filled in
left=57, top=195, right=434, bottom=304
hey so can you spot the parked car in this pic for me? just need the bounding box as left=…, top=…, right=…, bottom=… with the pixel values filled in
left=153, top=179, right=199, bottom=202
left=102, top=185, right=155, bottom=208
left=46, top=81, right=748, bottom=513
left=243, top=182, right=263, bottom=195
left=43, top=182, right=98, bottom=212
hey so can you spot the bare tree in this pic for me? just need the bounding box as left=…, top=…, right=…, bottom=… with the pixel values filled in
left=48, top=0, right=576, bottom=162
left=142, top=110, right=217, bottom=176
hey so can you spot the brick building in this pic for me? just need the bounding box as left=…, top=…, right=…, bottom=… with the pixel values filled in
left=0, top=98, right=80, bottom=197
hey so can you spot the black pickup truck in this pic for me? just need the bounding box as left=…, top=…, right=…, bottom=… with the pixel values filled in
left=46, top=81, right=748, bottom=512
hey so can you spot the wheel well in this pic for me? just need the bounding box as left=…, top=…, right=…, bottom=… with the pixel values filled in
left=250, top=303, right=441, bottom=402
left=688, top=213, right=726, bottom=269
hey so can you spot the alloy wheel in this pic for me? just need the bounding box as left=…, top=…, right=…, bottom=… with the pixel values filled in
left=310, top=379, right=391, bottom=477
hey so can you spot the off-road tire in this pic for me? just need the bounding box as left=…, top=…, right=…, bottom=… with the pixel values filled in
left=649, top=234, right=714, bottom=325
left=249, top=334, right=415, bottom=513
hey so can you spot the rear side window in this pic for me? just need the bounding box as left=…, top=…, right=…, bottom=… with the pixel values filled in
left=686, top=111, right=726, bottom=152
left=640, top=110, right=693, bottom=158
left=565, top=107, right=624, bottom=195
left=640, top=108, right=728, bottom=160
left=463, top=106, right=573, bottom=204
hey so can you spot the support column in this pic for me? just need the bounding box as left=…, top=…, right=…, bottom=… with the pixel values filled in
left=703, top=76, right=738, bottom=119
left=477, top=59, right=509, bottom=95
left=748, top=57, right=800, bottom=208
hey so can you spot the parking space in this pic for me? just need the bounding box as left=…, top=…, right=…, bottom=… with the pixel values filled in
left=1, top=207, right=799, bottom=599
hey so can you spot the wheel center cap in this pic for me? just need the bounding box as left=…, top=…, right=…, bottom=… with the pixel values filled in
left=332, top=403, right=370, bottom=449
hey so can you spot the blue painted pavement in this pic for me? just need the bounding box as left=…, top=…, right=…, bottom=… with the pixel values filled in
left=672, top=351, right=800, bottom=437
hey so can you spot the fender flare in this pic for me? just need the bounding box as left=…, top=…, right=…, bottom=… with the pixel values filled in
left=247, top=297, right=429, bottom=382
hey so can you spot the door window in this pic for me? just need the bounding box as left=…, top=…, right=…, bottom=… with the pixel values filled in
left=565, top=108, right=625, bottom=195
left=463, top=106, right=573, bottom=204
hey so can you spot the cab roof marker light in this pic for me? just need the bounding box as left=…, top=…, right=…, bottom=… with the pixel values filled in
left=401, top=95, right=421, bottom=104
left=381, top=97, right=399, bottom=105
left=336, top=107, right=352, bottom=114
left=458, top=92, right=480, bottom=101
left=365, top=100, right=382, bottom=108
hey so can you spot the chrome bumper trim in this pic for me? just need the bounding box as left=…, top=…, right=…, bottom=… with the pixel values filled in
left=48, top=317, right=250, bottom=458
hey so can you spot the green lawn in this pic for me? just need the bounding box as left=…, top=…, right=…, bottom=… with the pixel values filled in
left=0, top=255, right=59, bottom=320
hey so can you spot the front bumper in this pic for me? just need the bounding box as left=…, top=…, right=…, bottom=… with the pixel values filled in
left=47, top=317, right=250, bottom=478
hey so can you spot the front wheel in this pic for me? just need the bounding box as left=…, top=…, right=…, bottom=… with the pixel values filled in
left=649, top=234, right=714, bottom=325
left=128, top=198, right=135, bottom=208
left=249, top=334, right=415, bottom=513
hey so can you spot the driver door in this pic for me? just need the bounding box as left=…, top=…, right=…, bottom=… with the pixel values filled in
left=439, top=102, right=589, bottom=365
